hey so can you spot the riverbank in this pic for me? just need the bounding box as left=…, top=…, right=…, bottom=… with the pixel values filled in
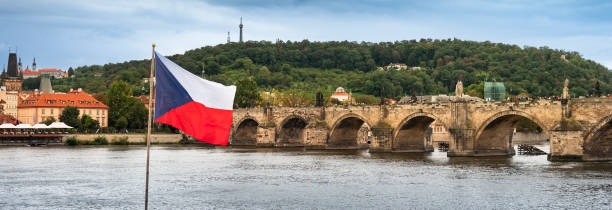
left=0, top=133, right=184, bottom=146
left=61, top=134, right=183, bottom=145
left=65, top=133, right=182, bottom=143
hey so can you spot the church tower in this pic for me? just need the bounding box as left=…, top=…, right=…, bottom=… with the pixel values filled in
left=239, top=17, right=243, bottom=43
left=32, top=57, right=37, bottom=71
left=18, top=57, right=22, bottom=71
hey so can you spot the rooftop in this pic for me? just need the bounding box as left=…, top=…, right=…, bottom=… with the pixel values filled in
left=18, top=89, right=108, bottom=109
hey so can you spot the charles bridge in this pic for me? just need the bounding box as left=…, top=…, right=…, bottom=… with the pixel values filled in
left=230, top=98, right=612, bottom=161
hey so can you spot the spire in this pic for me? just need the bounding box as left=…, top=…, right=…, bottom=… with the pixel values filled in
left=32, top=57, right=37, bottom=71
left=18, top=57, right=22, bottom=71
left=239, top=17, right=244, bottom=43
left=227, top=31, right=231, bottom=43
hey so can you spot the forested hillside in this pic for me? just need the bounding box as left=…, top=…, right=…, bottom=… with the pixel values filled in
left=39, top=38, right=611, bottom=102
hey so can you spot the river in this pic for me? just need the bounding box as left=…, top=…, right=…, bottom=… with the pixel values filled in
left=0, top=145, right=610, bottom=209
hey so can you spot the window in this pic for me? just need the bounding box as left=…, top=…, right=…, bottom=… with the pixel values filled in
left=51, top=109, right=54, bottom=114
left=96, top=110, right=99, bottom=115
left=42, top=109, right=45, bottom=114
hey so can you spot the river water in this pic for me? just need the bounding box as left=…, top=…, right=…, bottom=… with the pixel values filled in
left=0, top=145, right=610, bottom=209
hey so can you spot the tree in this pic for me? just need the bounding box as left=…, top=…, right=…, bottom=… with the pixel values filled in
left=68, top=67, right=74, bottom=77
left=279, top=89, right=311, bottom=107
left=46, top=39, right=612, bottom=99
left=355, top=94, right=378, bottom=105
left=92, top=93, right=108, bottom=105
left=115, top=116, right=128, bottom=130
left=59, top=106, right=80, bottom=128
left=106, top=80, right=149, bottom=129
left=126, top=98, right=148, bottom=129
left=234, top=78, right=260, bottom=108
left=42, top=117, right=56, bottom=126
left=80, top=114, right=99, bottom=131
left=107, top=81, right=132, bottom=127
left=22, top=78, right=41, bottom=91
left=205, top=57, right=221, bottom=75
left=465, top=82, right=484, bottom=98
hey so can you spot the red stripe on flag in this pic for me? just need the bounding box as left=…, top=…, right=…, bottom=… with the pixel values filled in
left=154, top=101, right=233, bottom=146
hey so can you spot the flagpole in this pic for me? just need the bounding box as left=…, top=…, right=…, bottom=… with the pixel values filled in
left=145, top=43, right=155, bottom=210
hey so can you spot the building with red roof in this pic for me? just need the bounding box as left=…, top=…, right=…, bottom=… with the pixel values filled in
left=20, top=68, right=67, bottom=79
left=22, top=68, right=40, bottom=79
left=17, top=88, right=109, bottom=126
left=38, top=68, right=66, bottom=78
left=330, top=87, right=351, bottom=103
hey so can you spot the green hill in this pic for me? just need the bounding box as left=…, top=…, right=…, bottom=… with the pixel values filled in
left=40, top=38, right=611, bottom=100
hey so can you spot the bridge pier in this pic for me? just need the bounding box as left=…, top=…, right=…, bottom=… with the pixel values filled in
left=548, top=130, right=584, bottom=161
left=254, top=126, right=276, bottom=147
left=447, top=128, right=476, bottom=156
left=369, top=127, right=393, bottom=152
left=304, top=126, right=328, bottom=149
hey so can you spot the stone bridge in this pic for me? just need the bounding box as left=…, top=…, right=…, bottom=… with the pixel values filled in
left=230, top=98, right=612, bottom=161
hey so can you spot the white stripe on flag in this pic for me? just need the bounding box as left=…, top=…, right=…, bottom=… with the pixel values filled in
left=157, top=53, right=236, bottom=110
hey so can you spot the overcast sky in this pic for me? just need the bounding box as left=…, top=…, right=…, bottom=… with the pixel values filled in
left=0, top=0, right=610, bottom=71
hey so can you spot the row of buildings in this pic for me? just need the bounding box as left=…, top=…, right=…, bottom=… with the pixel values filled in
left=377, top=63, right=422, bottom=71
left=1, top=52, right=108, bottom=126
left=2, top=57, right=68, bottom=79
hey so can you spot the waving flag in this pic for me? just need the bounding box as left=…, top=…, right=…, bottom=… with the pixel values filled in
left=153, top=52, right=236, bottom=145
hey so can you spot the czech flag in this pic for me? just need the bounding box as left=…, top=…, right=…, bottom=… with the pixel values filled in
left=153, top=52, right=236, bottom=146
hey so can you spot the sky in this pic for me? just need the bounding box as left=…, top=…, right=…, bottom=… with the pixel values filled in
left=0, top=0, right=610, bottom=71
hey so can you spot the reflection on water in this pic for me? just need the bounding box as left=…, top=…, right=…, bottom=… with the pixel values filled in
left=0, top=145, right=610, bottom=209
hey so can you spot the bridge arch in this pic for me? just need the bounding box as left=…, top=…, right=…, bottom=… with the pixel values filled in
left=328, top=113, right=371, bottom=149
left=276, top=115, right=308, bottom=146
left=583, top=115, right=612, bottom=160
left=392, top=112, right=445, bottom=152
left=474, top=110, right=549, bottom=155
left=232, top=117, right=260, bottom=146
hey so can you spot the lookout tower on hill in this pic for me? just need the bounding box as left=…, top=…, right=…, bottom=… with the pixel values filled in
left=239, top=17, right=244, bottom=43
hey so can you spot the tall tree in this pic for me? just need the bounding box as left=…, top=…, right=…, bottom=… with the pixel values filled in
left=107, top=80, right=132, bottom=127
left=80, top=114, right=99, bottom=131
left=234, top=77, right=260, bottom=108
left=59, top=106, right=80, bottom=128
left=126, top=98, right=148, bottom=129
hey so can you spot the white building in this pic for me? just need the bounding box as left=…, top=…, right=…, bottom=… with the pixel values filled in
left=330, top=87, right=351, bottom=102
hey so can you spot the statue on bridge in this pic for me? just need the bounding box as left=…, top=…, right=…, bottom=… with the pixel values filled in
left=455, top=80, right=464, bottom=98
left=562, top=78, right=570, bottom=99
